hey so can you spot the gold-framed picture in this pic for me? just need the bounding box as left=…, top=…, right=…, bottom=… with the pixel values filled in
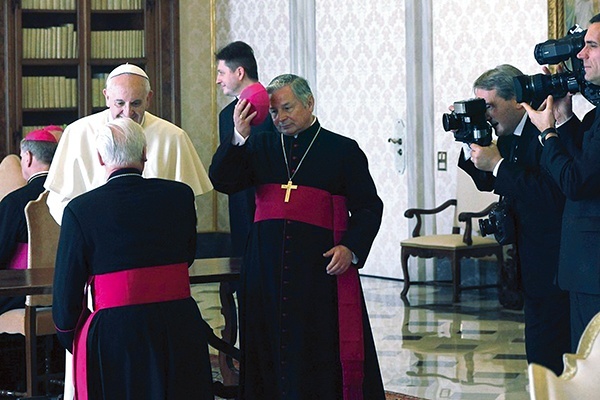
left=550, top=0, right=600, bottom=38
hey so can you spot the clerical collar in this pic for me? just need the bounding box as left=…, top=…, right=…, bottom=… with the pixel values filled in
left=27, top=171, right=49, bottom=184
left=291, top=117, right=318, bottom=139
left=512, top=113, right=527, bottom=137
left=107, top=168, right=143, bottom=182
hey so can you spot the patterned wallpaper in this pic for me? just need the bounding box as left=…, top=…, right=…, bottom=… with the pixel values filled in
left=180, top=0, right=215, bottom=231
left=181, top=0, right=550, bottom=278
left=432, top=1, right=549, bottom=239
left=315, top=1, right=407, bottom=277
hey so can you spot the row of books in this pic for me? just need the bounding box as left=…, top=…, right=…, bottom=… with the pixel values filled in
left=91, top=0, right=143, bottom=10
left=23, top=24, right=77, bottom=59
left=92, top=73, right=110, bottom=108
left=91, top=30, right=144, bottom=59
left=22, top=76, right=78, bottom=109
left=22, top=74, right=111, bottom=110
left=22, top=0, right=143, bottom=10
left=22, top=0, right=76, bottom=9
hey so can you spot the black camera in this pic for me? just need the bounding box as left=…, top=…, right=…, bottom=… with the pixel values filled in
left=514, top=25, right=600, bottom=106
left=479, top=200, right=516, bottom=245
left=442, top=98, right=492, bottom=146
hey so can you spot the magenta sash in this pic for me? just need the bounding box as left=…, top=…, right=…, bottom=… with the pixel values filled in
left=255, top=183, right=365, bottom=400
left=8, top=243, right=28, bottom=270
left=73, top=263, right=191, bottom=400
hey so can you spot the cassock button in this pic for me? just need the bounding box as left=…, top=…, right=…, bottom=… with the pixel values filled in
left=293, top=143, right=299, bottom=148
left=292, top=156, right=298, bottom=161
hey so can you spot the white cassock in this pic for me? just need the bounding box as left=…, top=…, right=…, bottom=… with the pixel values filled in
left=44, top=109, right=213, bottom=399
left=45, top=109, right=213, bottom=223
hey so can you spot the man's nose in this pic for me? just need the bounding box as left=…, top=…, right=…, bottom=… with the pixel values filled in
left=277, top=110, right=288, bottom=121
left=124, top=104, right=134, bottom=116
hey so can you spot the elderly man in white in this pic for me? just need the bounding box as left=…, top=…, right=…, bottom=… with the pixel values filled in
left=45, top=63, right=212, bottom=222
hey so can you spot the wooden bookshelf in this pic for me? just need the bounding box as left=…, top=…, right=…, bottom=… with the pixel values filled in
left=0, top=0, right=180, bottom=157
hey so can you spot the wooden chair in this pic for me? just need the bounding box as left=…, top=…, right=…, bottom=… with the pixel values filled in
left=528, top=311, right=600, bottom=400
left=400, top=168, right=504, bottom=303
left=0, top=191, right=61, bottom=397
left=0, top=154, right=26, bottom=202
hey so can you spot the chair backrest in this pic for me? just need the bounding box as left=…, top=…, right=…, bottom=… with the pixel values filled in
left=528, top=311, right=600, bottom=400
left=453, top=167, right=498, bottom=234
left=24, top=191, right=60, bottom=307
left=0, top=154, right=26, bottom=201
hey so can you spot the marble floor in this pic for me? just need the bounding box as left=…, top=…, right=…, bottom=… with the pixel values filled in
left=193, top=276, right=531, bottom=400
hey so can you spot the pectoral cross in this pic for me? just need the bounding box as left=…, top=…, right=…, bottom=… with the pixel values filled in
left=281, top=180, right=298, bottom=203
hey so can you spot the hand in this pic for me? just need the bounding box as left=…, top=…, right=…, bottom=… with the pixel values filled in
left=551, top=93, right=574, bottom=125
left=541, top=65, right=574, bottom=125
left=233, top=99, right=257, bottom=138
left=470, top=143, right=502, bottom=172
left=521, top=95, right=556, bottom=132
left=323, top=245, right=353, bottom=275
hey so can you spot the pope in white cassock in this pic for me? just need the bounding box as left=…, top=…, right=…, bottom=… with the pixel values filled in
left=45, top=63, right=213, bottom=223
left=44, top=63, right=213, bottom=400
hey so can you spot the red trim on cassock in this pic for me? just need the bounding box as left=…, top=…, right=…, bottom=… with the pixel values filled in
left=73, top=263, right=191, bottom=400
left=8, top=243, right=27, bottom=270
left=255, top=183, right=364, bottom=400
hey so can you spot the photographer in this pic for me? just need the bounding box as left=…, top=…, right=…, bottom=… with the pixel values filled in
left=522, top=13, right=600, bottom=351
left=457, top=64, right=571, bottom=375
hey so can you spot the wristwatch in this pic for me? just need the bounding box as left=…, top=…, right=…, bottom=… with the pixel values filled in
left=539, top=127, right=558, bottom=145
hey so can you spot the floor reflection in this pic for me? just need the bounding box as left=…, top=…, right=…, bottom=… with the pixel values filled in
left=193, top=276, right=531, bottom=400
left=363, top=277, right=530, bottom=400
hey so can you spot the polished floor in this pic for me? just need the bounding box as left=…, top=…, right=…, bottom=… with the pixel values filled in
left=193, top=275, right=531, bottom=400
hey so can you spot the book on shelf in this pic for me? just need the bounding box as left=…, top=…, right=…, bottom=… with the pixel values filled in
left=23, top=76, right=77, bottom=109
left=22, top=0, right=77, bottom=9
left=22, top=24, right=76, bottom=59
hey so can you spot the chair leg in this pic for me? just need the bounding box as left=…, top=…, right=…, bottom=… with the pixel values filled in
left=25, top=307, right=38, bottom=397
left=400, top=248, right=411, bottom=298
left=451, top=255, right=460, bottom=303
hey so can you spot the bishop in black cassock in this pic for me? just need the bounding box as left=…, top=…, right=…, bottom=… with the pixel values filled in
left=210, top=74, right=385, bottom=400
left=52, top=118, right=213, bottom=400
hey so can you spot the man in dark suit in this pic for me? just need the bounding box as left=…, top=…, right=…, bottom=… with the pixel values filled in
left=0, top=128, right=58, bottom=314
left=52, top=118, right=213, bottom=399
left=459, top=64, right=572, bottom=375
left=522, top=13, right=600, bottom=351
left=215, top=41, right=274, bottom=257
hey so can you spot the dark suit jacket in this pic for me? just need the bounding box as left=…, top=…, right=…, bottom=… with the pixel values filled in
left=219, top=98, right=274, bottom=257
left=459, top=117, right=569, bottom=298
left=0, top=174, right=47, bottom=314
left=542, top=108, right=600, bottom=294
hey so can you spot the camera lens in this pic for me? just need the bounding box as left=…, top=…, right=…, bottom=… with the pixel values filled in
left=479, top=218, right=495, bottom=237
left=534, top=32, right=585, bottom=65
left=442, top=113, right=460, bottom=132
left=513, top=73, right=579, bottom=105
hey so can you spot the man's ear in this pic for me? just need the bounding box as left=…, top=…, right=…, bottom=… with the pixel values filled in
left=24, top=151, right=33, bottom=168
left=236, top=66, right=246, bottom=81
left=146, top=90, right=154, bottom=107
left=97, top=151, right=105, bottom=166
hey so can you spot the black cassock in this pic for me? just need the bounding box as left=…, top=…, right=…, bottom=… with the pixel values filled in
left=52, top=170, right=213, bottom=400
left=0, top=174, right=47, bottom=314
left=210, top=121, right=385, bottom=399
left=219, top=98, right=275, bottom=257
